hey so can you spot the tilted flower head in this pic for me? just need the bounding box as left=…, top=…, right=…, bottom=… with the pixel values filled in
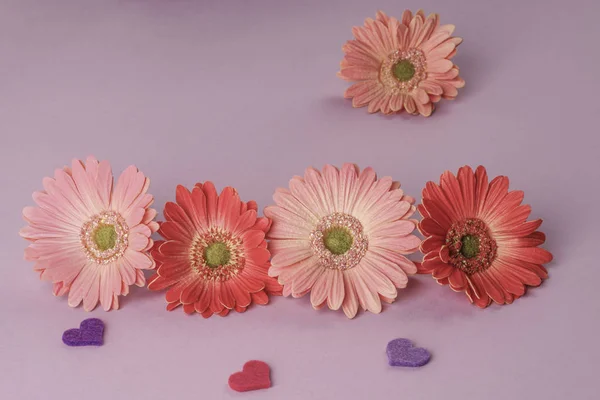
left=20, top=156, right=158, bottom=311
left=265, top=164, right=421, bottom=319
left=148, top=183, right=282, bottom=317
left=418, top=166, right=553, bottom=307
left=338, top=9, right=465, bottom=116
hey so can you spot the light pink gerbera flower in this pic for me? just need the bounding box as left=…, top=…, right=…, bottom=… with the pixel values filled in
left=20, top=156, right=158, bottom=311
left=265, top=164, right=420, bottom=319
left=338, top=9, right=465, bottom=116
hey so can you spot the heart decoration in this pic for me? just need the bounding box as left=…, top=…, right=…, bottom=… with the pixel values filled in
left=386, top=338, right=431, bottom=367
left=228, top=360, right=271, bottom=392
left=62, top=318, right=104, bottom=347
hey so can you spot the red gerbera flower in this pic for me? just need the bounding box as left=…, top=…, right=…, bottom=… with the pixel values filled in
left=418, top=166, right=553, bottom=307
left=148, top=183, right=282, bottom=317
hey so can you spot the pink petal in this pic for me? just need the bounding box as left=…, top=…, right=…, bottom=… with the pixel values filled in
left=351, top=24, right=388, bottom=59
left=404, top=96, right=417, bottom=114
left=264, top=205, right=313, bottom=239
left=356, top=262, right=397, bottom=299
left=82, top=271, right=101, bottom=312
left=99, top=263, right=122, bottom=311
left=287, top=175, right=329, bottom=218
left=352, top=268, right=382, bottom=313
left=428, top=59, right=453, bottom=73
left=339, top=163, right=359, bottom=214
left=124, top=249, right=153, bottom=270
left=426, top=41, right=455, bottom=61
left=310, top=270, right=330, bottom=309
left=271, top=246, right=312, bottom=268
left=327, top=269, right=344, bottom=310
left=71, top=158, right=104, bottom=215
left=415, top=99, right=433, bottom=116
left=112, top=165, right=147, bottom=217
left=291, top=262, right=324, bottom=297
left=352, top=83, right=386, bottom=109
left=390, top=94, right=405, bottom=112
left=341, top=270, right=359, bottom=318
left=68, top=262, right=100, bottom=308
left=362, top=252, right=409, bottom=287
left=369, top=220, right=416, bottom=238
left=339, top=65, right=379, bottom=81
left=352, top=176, right=393, bottom=218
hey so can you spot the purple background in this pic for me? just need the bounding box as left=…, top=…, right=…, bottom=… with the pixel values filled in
left=1, top=1, right=599, bottom=399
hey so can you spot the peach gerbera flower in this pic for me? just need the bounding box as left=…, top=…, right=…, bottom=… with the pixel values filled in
left=148, top=183, right=282, bottom=317
left=20, top=156, right=158, bottom=311
left=418, top=166, right=553, bottom=307
left=338, top=9, right=465, bottom=116
left=265, top=164, right=420, bottom=319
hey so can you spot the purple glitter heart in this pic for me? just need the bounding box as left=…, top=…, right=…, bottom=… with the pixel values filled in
left=386, top=338, right=431, bottom=367
left=62, top=318, right=104, bottom=347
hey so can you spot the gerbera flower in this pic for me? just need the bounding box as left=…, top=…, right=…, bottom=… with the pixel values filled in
left=265, top=164, right=420, bottom=319
left=417, top=166, right=553, bottom=307
left=20, top=156, right=158, bottom=311
left=338, top=9, right=465, bottom=116
left=148, top=183, right=282, bottom=317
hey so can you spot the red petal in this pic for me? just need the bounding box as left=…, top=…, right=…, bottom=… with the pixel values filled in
left=419, top=217, right=446, bottom=237
left=440, top=170, right=466, bottom=219
left=480, top=175, right=509, bottom=220
left=457, top=166, right=476, bottom=217
left=474, top=166, right=489, bottom=216
left=163, top=201, right=195, bottom=233
left=432, top=264, right=453, bottom=279
left=421, top=236, right=444, bottom=253
left=251, top=290, right=269, bottom=305
left=448, top=269, right=467, bottom=291
left=502, top=247, right=553, bottom=264
left=183, top=303, right=195, bottom=315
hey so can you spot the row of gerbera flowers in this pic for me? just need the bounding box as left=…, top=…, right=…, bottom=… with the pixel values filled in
left=21, top=157, right=553, bottom=318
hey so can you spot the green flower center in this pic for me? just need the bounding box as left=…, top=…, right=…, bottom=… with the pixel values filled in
left=323, top=227, right=353, bottom=255
left=204, top=242, right=231, bottom=268
left=392, top=60, right=416, bottom=82
left=460, top=235, right=480, bottom=259
left=93, top=224, right=117, bottom=251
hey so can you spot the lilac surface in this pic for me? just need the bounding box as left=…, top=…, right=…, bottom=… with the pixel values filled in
left=1, top=0, right=599, bottom=399
left=62, top=318, right=104, bottom=347
left=386, top=338, right=431, bottom=367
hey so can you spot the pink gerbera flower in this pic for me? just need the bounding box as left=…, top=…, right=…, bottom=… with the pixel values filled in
left=418, top=166, right=553, bottom=307
left=148, top=183, right=282, bottom=317
left=20, top=157, right=158, bottom=311
left=338, top=9, right=465, bottom=116
left=265, top=164, right=420, bottom=319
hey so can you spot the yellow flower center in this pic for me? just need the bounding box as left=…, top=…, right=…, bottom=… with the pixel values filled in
left=460, top=235, right=480, bottom=259
left=323, top=227, right=354, bottom=255
left=204, top=242, right=231, bottom=268
left=392, top=60, right=415, bottom=82
left=93, top=224, right=117, bottom=251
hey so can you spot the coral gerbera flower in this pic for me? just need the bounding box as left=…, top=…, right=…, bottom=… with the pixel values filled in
left=338, top=9, right=465, bottom=116
left=418, top=166, right=553, bottom=307
left=148, top=183, right=282, bottom=317
left=20, top=156, right=158, bottom=311
left=265, top=164, right=421, bottom=319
